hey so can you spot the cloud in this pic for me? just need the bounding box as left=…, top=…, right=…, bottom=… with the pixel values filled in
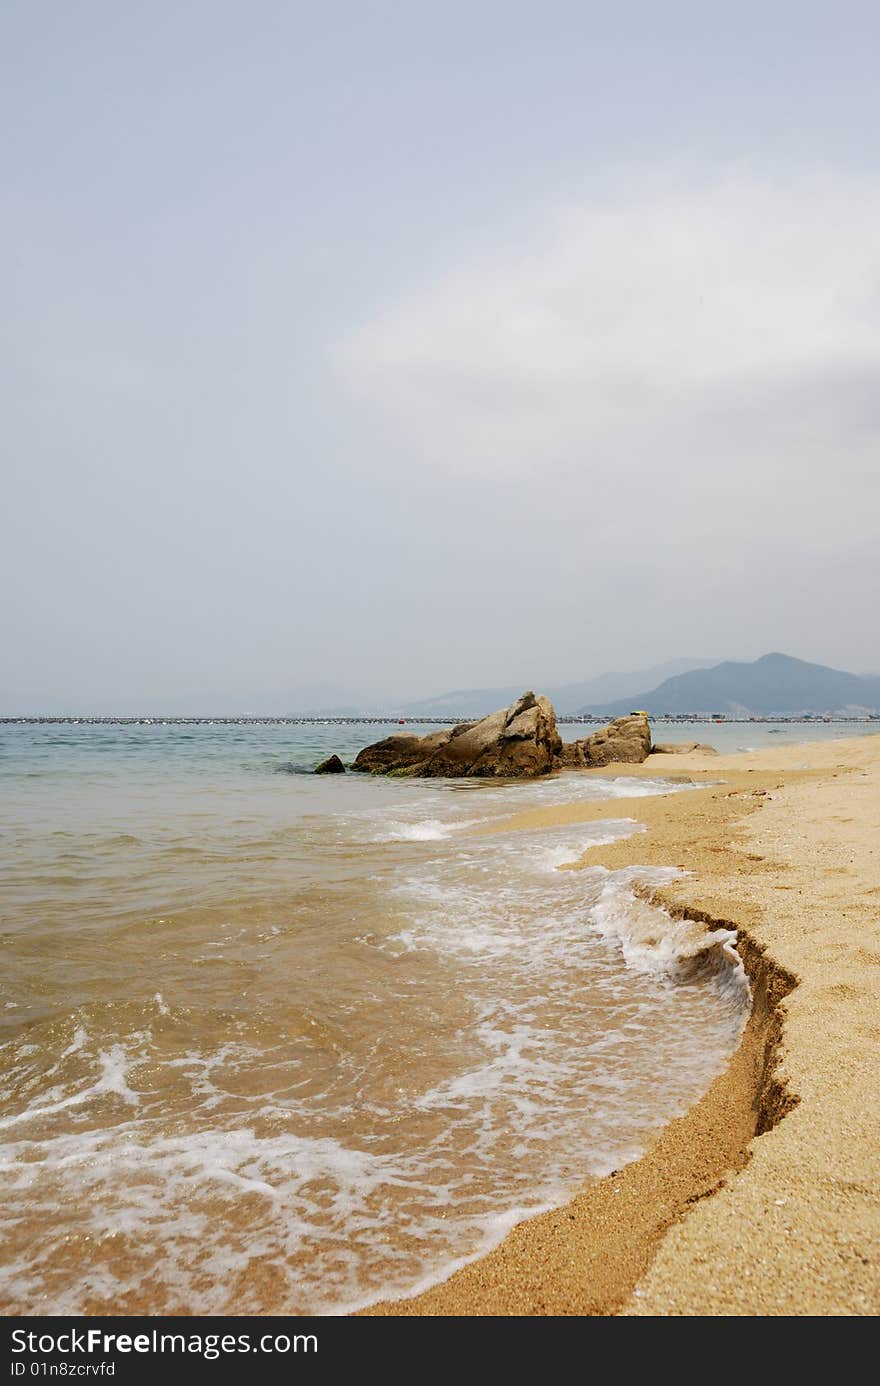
left=331, top=169, right=880, bottom=500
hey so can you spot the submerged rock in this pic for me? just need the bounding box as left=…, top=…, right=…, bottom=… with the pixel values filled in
left=314, top=754, right=345, bottom=774
left=652, top=741, right=718, bottom=755
left=353, top=692, right=562, bottom=778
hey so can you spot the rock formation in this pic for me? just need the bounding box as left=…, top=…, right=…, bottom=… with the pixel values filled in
left=352, top=701, right=661, bottom=778
left=314, top=754, right=345, bottom=773
left=564, top=713, right=653, bottom=768
left=353, top=692, right=562, bottom=778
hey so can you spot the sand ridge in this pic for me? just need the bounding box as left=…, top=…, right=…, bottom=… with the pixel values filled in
left=363, top=734, right=880, bottom=1316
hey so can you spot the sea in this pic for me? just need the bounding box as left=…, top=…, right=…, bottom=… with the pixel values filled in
left=0, top=717, right=871, bottom=1315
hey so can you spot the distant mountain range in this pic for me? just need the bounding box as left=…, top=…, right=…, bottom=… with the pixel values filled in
left=583, top=653, right=880, bottom=717
left=6, top=654, right=879, bottom=720
left=401, top=659, right=712, bottom=719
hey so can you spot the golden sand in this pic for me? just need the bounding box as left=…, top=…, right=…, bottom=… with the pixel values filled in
left=364, top=734, right=880, bottom=1316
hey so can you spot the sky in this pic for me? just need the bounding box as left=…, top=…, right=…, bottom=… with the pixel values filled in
left=3, top=1, right=879, bottom=711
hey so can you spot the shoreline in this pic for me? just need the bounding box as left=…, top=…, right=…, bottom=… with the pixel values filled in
left=363, top=733, right=880, bottom=1316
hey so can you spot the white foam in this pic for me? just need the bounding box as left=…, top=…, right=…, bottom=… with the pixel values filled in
left=529, top=824, right=642, bottom=873
left=335, top=1197, right=562, bottom=1316
left=502, top=772, right=697, bottom=807
left=60, top=1026, right=88, bottom=1059
left=415, top=1019, right=563, bottom=1110
left=381, top=818, right=468, bottom=842
left=339, top=771, right=692, bottom=847
left=0, top=1044, right=140, bottom=1132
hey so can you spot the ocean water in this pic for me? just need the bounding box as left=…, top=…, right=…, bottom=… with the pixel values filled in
left=0, top=718, right=780, bottom=1314
left=641, top=717, right=878, bottom=755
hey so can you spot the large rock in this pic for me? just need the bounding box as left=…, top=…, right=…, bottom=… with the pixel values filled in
left=575, top=713, right=652, bottom=767
left=352, top=692, right=562, bottom=778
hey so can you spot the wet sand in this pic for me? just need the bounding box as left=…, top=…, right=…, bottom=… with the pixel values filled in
left=364, top=733, right=880, bottom=1315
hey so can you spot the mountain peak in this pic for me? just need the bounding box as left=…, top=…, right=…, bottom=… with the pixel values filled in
left=579, top=654, right=880, bottom=717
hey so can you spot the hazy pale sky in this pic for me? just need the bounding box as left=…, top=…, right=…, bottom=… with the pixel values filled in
left=3, top=1, right=879, bottom=710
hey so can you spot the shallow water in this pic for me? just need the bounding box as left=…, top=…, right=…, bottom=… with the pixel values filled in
left=0, top=722, right=753, bottom=1314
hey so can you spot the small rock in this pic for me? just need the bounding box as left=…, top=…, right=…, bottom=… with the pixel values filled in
left=315, top=754, right=345, bottom=774
left=652, top=741, right=719, bottom=755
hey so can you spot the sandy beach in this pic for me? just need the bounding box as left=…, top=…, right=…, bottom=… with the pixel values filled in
left=365, top=732, right=880, bottom=1316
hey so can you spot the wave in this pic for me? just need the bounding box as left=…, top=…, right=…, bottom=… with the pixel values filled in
left=589, top=868, right=748, bottom=994
left=377, top=817, right=480, bottom=842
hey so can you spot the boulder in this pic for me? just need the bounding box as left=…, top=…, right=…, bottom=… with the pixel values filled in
left=314, top=754, right=345, bottom=774
left=578, top=713, right=652, bottom=767
left=558, top=740, right=587, bottom=769
left=352, top=692, right=562, bottom=778
left=652, top=741, right=718, bottom=756
left=351, top=728, right=453, bottom=775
